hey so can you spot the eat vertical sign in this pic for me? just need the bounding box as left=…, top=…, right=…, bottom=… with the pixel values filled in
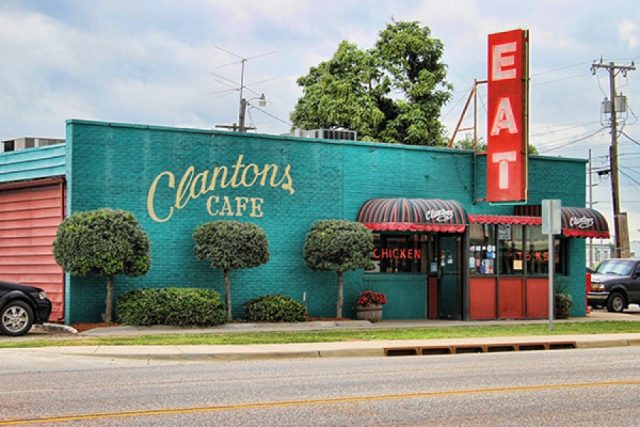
left=487, top=29, right=529, bottom=203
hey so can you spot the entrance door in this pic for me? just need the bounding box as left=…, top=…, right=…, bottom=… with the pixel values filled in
left=438, top=235, right=462, bottom=320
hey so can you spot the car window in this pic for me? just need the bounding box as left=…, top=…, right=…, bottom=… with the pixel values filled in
left=595, top=260, right=635, bottom=276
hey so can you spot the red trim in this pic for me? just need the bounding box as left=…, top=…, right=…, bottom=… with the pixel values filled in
left=562, top=229, right=610, bottom=238
left=362, top=222, right=465, bottom=233
left=469, top=214, right=541, bottom=225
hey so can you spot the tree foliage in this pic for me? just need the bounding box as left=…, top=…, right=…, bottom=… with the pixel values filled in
left=291, top=21, right=452, bottom=146
left=53, top=208, right=151, bottom=323
left=454, top=133, right=538, bottom=155
left=303, top=220, right=374, bottom=318
left=193, top=220, right=269, bottom=321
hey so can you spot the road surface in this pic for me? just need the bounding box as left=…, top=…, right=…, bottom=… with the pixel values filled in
left=1, top=346, right=639, bottom=426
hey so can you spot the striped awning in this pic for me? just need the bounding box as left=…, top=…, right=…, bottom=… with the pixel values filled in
left=561, top=207, right=609, bottom=238
left=357, top=198, right=468, bottom=233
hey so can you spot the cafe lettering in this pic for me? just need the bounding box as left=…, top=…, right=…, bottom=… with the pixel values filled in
left=146, top=154, right=295, bottom=222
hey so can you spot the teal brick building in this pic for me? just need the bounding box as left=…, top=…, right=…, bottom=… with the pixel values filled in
left=55, top=119, right=606, bottom=323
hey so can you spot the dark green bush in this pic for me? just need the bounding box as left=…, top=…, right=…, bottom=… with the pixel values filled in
left=243, top=294, right=307, bottom=322
left=116, top=288, right=226, bottom=326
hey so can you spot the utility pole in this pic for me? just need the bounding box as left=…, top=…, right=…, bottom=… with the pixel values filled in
left=238, top=59, right=247, bottom=132
left=588, top=149, right=593, bottom=267
left=591, top=61, right=636, bottom=258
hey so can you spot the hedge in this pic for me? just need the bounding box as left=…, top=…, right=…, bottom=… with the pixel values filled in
left=116, top=288, right=226, bottom=326
left=243, top=294, right=307, bottom=322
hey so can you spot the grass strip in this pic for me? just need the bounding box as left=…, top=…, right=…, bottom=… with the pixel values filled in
left=2, top=320, right=640, bottom=349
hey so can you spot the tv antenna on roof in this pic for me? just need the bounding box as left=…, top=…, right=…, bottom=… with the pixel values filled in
left=212, top=46, right=276, bottom=132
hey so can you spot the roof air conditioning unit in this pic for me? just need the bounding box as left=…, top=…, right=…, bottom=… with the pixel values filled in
left=292, top=128, right=357, bottom=142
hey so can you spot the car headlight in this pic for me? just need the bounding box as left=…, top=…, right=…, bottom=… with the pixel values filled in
left=591, top=283, right=605, bottom=292
left=38, top=291, right=48, bottom=300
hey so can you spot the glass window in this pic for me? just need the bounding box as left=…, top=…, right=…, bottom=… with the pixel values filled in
left=469, top=224, right=496, bottom=275
left=498, top=224, right=524, bottom=275
left=371, top=234, right=429, bottom=273
left=595, top=259, right=635, bottom=276
left=527, top=226, right=548, bottom=275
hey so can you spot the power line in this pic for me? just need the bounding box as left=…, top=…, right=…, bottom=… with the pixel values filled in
left=621, top=130, right=640, bottom=146
left=537, top=127, right=607, bottom=153
left=530, top=121, right=602, bottom=137
left=530, top=61, right=592, bottom=77
left=249, top=105, right=292, bottom=127
left=531, top=73, right=589, bottom=87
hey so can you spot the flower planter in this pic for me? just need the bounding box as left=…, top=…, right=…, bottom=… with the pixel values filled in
left=355, top=304, right=383, bottom=322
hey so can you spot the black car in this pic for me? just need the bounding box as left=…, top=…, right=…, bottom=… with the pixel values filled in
left=588, top=258, right=640, bottom=313
left=0, top=280, right=52, bottom=336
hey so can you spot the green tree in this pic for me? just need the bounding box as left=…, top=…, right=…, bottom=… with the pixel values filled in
left=454, top=133, right=538, bottom=155
left=291, top=21, right=452, bottom=146
left=303, top=220, right=374, bottom=318
left=53, top=209, right=151, bottom=324
left=193, top=221, right=269, bottom=321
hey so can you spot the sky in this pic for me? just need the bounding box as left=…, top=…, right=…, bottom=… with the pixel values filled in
left=1, top=0, right=639, bottom=241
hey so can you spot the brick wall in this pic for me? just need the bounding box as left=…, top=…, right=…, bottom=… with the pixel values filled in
left=65, top=120, right=587, bottom=322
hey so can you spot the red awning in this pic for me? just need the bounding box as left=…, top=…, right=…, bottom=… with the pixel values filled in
left=561, top=207, right=610, bottom=238
left=470, top=208, right=610, bottom=239
left=357, top=198, right=468, bottom=233
left=469, top=214, right=541, bottom=225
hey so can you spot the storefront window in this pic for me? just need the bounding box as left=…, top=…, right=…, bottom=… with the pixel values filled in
left=469, top=224, right=496, bottom=275
left=498, top=224, right=524, bottom=275
left=469, top=224, right=567, bottom=276
left=527, top=226, right=548, bottom=275
left=371, top=234, right=428, bottom=273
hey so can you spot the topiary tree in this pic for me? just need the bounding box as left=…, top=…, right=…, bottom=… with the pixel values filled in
left=53, top=209, right=151, bottom=324
left=193, top=220, right=269, bottom=321
left=303, top=220, right=374, bottom=318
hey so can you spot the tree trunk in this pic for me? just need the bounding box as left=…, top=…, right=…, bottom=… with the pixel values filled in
left=224, top=269, right=232, bottom=322
left=336, top=271, right=344, bottom=319
left=105, top=275, right=114, bottom=324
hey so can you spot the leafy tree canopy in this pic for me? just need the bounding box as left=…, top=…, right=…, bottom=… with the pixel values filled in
left=291, top=21, right=452, bottom=146
left=303, top=220, right=374, bottom=273
left=53, top=209, right=151, bottom=278
left=193, top=220, right=269, bottom=271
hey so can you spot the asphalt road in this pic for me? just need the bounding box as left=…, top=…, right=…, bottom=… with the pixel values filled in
left=1, top=347, right=639, bottom=426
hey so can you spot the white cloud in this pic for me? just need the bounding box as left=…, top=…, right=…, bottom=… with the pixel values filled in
left=618, top=20, right=639, bottom=49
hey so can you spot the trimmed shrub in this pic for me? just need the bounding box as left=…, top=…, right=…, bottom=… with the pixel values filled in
left=53, top=208, right=151, bottom=323
left=304, top=220, right=374, bottom=318
left=243, top=294, right=307, bottom=322
left=193, top=220, right=270, bottom=321
left=116, top=288, right=226, bottom=326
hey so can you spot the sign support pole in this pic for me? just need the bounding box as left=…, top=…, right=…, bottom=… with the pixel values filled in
left=548, top=230, right=554, bottom=332
left=542, top=199, right=561, bottom=332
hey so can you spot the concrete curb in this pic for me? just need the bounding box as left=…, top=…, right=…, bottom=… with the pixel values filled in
left=52, top=335, right=640, bottom=362
left=33, top=323, right=78, bottom=335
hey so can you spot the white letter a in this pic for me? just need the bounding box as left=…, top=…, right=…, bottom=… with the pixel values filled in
left=490, top=98, right=518, bottom=136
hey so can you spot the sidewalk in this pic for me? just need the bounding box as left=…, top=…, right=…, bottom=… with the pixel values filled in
left=6, top=308, right=638, bottom=362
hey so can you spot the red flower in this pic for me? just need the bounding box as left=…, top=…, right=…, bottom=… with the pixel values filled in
left=356, top=290, right=387, bottom=306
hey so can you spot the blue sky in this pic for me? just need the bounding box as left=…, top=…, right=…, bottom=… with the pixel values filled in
left=1, top=0, right=639, bottom=240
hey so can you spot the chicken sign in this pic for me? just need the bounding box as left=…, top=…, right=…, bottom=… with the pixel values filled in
left=487, top=29, right=529, bottom=203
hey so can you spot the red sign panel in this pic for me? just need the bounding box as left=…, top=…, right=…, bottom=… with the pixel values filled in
left=487, top=29, right=529, bottom=202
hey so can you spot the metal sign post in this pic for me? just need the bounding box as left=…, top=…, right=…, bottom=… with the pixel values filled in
left=542, top=200, right=561, bottom=332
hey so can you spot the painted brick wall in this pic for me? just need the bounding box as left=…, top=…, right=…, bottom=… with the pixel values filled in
left=65, top=120, right=587, bottom=322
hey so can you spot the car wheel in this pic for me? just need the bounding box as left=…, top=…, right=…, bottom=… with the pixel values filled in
left=0, top=300, right=34, bottom=336
left=606, top=292, right=626, bottom=313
